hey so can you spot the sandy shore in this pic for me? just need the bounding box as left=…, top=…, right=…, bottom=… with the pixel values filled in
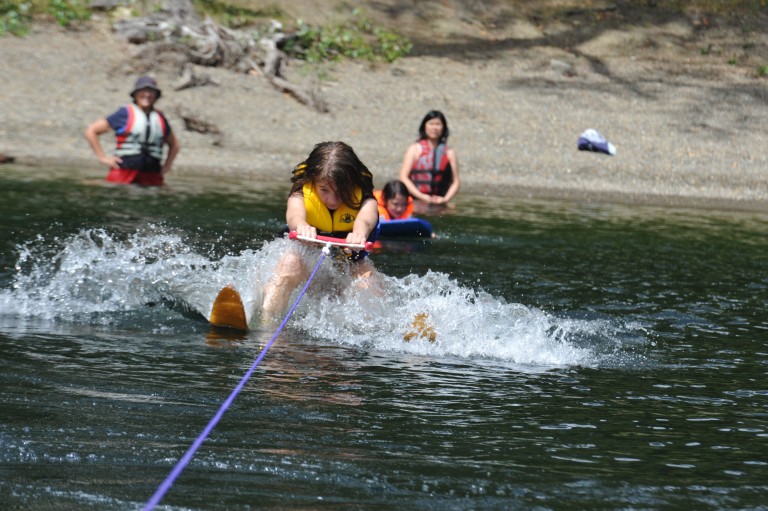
left=1, top=15, right=766, bottom=212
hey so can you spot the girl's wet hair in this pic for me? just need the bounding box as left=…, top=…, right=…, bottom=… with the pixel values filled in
left=418, top=110, right=449, bottom=144
left=290, top=141, right=374, bottom=209
left=381, top=180, right=409, bottom=203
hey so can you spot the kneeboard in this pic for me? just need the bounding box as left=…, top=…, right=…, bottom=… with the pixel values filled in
left=379, top=218, right=434, bottom=238
left=210, top=286, right=248, bottom=331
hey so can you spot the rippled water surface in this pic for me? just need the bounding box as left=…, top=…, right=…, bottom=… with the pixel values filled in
left=1, top=166, right=767, bottom=510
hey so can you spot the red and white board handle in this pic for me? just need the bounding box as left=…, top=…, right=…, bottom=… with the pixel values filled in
left=289, top=231, right=374, bottom=251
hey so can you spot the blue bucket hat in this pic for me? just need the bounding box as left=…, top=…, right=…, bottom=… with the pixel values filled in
left=130, top=76, right=162, bottom=99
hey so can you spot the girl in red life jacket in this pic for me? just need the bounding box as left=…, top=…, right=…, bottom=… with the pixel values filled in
left=398, top=110, right=461, bottom=207
left=374, top=180, right=414, bottom=221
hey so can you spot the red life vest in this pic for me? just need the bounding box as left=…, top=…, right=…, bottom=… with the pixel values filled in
left=114, top=104, right=169, bottom=161
left=408, top=139, right=452, bottom=196
left=374, top=190, right=414, bottom=220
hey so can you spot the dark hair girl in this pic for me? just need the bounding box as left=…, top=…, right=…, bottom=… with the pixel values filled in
left=418, top=110, right=449, bottom=144
left=291, top=141, right=375, bottom=210
left=399, top=111, right=461, bottom=205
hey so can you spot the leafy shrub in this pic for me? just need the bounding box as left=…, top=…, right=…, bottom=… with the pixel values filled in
left=285, top=9, right=411, bottom=63
left=191, top=0, right=283, bottom=29
left=0, top=0, right=31, bottom=35
left=47, top=0, right=90, bottom=27
left=1, top=0, right=88, bottom=34
left=375, top=27, right=413, bottom=63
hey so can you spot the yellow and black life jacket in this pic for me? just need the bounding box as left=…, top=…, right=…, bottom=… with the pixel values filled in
left=303, top=182, right=361, bottom=238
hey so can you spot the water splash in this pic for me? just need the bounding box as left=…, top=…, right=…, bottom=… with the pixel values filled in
left=293, top=269, right=621, bottom=367
left=1, top=227, right=645, bottom=367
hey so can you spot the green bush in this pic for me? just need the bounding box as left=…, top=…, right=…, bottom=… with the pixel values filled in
left=191, top=0, right=283, bottom=29
left=375, top=27, right=412, bottom=63
left=1, top=0, right=88, bottom=34
left=287, top=9, right=411, bottom=63
left=47, top=0, right=90, bottom=27
left=0, top=0, right=31, bottom=35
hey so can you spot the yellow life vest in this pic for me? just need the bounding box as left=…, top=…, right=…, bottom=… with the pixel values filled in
left=303, top=182, right=361, bottom=236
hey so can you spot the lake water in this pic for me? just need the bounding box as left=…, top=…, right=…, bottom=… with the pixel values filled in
left=1, top=166, right=767, bottom=510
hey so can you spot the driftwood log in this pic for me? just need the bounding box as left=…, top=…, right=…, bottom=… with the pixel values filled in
left=113, top=0, right=328, bottom=116
left=174, top=63, right=220, bottom=91
left=253, top=36, right=328, bottom=113
left=175, top=106, right=223, bottom=146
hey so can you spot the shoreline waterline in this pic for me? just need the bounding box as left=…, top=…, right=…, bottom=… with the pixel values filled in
left=8, top=159, right=768, bottom=215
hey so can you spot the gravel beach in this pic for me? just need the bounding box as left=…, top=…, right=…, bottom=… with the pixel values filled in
left=1, top=8, right=766, bottom=212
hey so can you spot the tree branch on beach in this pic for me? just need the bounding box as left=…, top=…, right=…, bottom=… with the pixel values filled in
left=252, top=34, right=328, bottom=113
left=112, top=0, right=328, bottom=112
left=175, top=106, right=223, bottom=146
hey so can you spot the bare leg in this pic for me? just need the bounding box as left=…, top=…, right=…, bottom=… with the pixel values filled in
left=350, top=259, right=383, bottom=294
left=261, top=251, right=309, bottom=322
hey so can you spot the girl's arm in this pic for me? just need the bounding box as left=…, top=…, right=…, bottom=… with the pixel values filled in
left=347, top=198, right=379, bottom=245
left=398, top=143, right=432, bottom=202
left=286, top=192, right=316, bottom=238
left=434, top=148, right=460, bottom=205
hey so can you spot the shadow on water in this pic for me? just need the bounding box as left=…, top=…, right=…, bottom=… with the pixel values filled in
left=2, top=165, right=768, bottom=509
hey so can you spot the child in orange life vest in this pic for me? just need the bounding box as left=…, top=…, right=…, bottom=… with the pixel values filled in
left=261, top=141, right=380, bottom=321
left=374, top=180, right=414, bottom=221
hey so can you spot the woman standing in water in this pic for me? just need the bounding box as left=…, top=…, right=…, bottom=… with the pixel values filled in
left=84, top=76, right=180, bottom=186
left=398, top=110, right=460, bottom=206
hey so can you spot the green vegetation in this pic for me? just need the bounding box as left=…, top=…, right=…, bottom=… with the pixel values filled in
left=47, top=0, right=89, bottom=27
left=284, top=9, right=411, bottom=63
left=191, top=0, right=283, bottom=29
left=188, top=2, right=412, bottom=62
left=1, top=0, right=30, bottom=35
left=1, top=0, right=88, bottom=34
left=1, top=0, right=411, bottom=63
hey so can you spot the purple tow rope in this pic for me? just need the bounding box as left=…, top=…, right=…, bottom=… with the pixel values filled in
left=143, top=245, right=331, bottom=510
